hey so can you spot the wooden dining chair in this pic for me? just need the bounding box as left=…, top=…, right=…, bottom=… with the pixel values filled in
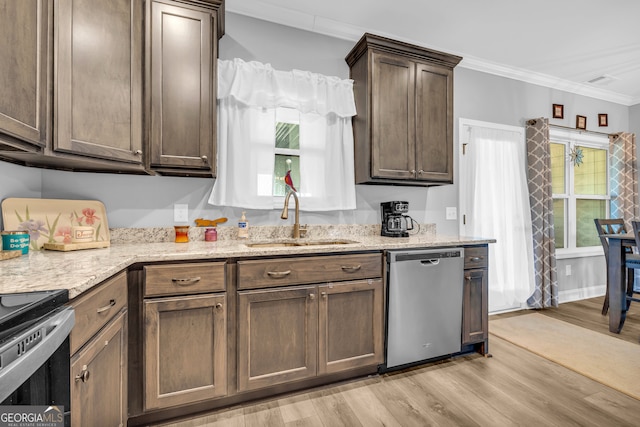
left=594, top=218, right=634, bottom=315
left=622, top=221, right=640, bottom=312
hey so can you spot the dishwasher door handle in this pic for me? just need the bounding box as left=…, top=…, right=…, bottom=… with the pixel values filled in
left=420, top=259, right=440, bottom=266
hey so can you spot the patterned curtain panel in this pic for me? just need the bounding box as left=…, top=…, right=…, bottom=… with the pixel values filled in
left=609, top=132, right=638, bottom=230
left=525, top=118, right=558, bottom=309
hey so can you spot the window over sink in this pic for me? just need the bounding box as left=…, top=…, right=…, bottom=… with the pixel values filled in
left=209, top=58, right=357, bottom=212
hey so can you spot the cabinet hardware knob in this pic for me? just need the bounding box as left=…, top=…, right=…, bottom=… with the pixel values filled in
left=309, top=293, right=316, bottom=300
left=267, top=270, right=291, bottom=278
left=418, top=170, right=424, bottom=175
left=341, top=265, right=361, bottom=272
left=465, top=275, right=471, bottom=281
left=321, top=292, right=327, bottom=298
left=134, top=150, right=142, bottom=155
left=215, top=303, right=223, bottom=309
left=171, top=277, right=201, bottom=285
left=201, top=155, right=208, bottom=161
left=75, top=365, right=90, bottom=383
left=96, top=299, right=116, bottom=314
left=410, top=169, right=416, bottom=174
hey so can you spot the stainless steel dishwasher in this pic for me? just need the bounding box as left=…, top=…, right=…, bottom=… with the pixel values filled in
left=384, top=248, right=464, bottom=370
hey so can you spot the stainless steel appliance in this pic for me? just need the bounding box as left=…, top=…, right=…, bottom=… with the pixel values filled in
left=383, top=248, right=464, bottom=370
left=380, top=201, right=414, bottom=237
left=0, top=290, right=74, bottom=425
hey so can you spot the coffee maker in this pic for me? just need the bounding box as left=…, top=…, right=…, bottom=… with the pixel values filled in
left=380, top=201, right=413, bottom=237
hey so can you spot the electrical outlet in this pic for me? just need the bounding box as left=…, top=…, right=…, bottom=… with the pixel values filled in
left=446, top=207, right=457, bottom=220
left=565, top=264, right=572, bottom=276
left=174, top=204, right=188, bottom=222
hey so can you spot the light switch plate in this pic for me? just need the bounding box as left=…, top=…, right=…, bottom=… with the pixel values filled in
left=446, top=207, right=457, bottom=220
left=174, top=204, right=188, bottom=222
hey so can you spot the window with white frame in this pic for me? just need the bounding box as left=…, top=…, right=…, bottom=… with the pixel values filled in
left=550, top=128, right=609, bottom=255
left=273, top=108, right=301, bottom=197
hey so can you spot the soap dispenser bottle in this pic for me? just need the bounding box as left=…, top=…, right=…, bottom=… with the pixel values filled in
left=238, top=211, right=249, bottom=239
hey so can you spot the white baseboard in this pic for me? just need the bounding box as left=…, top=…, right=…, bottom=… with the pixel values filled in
left=558, top=284, right=606, bottom=304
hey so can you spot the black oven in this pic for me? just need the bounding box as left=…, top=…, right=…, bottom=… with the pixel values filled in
left=0, top=289, right=74, bottom=426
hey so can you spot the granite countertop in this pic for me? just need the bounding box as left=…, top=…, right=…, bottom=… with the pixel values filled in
left=0, top=224, right=494, bottom=298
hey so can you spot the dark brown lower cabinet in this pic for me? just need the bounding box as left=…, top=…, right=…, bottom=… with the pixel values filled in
left=143, top=293, right=227, bottom=410
left=237, top=279, right=384, bottom=392
left=71, top=309, right=127, bottom=427
left=237, top=285, right=318, bottom=392
left=462, top=246, right=489, bottom=354
left=318, top=279, right=384, bottom=374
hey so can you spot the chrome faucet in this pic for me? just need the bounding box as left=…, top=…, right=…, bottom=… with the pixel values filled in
left=281, top=190, right=307, bottom=238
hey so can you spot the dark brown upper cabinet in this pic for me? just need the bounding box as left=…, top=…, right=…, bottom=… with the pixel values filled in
left=0, top=0, right=225, bottom=176
left=346, top=33, right=462, bottom=186
left=0, top=0, right=51, bottom=152
left=0, top=0, right=147, bottom=173
left=146, top=0, right=224, bottom=177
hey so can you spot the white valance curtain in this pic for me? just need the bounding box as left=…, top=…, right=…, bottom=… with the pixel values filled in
left=209, top=58, right=357, bottom=211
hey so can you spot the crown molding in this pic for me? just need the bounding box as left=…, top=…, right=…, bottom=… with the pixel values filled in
left=459, top=56, right=636, bottom=106
left=227, top=6, right=637, bottom=106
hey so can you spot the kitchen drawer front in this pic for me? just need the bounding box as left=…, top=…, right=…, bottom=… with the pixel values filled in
left=70, top=270, right=128, bottom=355
left=237, top=253, right=382, bottom=289
left=144, top=262, right=226, bottom=297
left=464, top=246, right=488, bottom=269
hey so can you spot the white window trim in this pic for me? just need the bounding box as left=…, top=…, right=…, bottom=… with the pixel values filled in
left=550, top=128, right=609, bottom=258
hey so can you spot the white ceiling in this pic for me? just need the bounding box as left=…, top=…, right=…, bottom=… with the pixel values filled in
left=227, top=0, right=640, bottom=106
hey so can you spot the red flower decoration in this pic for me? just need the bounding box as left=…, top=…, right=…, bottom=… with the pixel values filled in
left=82, top=208, right=100, bottom=225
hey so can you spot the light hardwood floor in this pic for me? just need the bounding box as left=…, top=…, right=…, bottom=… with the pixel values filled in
left=156, top=296, right=640, bottom=427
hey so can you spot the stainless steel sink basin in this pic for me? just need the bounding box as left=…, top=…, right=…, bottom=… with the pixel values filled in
left=245, top=239, right=359, bottom=248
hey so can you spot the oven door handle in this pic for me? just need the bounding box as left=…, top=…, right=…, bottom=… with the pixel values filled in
left=0, top=306, right=75, bottom=403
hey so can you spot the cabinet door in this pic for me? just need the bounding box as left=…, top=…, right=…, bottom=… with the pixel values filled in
left=144, top=293, right=227, bottom=410
left=71, top=309, right=127, bottom=427
left=370, top=52, right=415, bottom=180
left=237, top=285, right=317, bottom=392
left=415, top=62, right=454, bottom=183
left=0, top=0, right=49, bottom=149
left=148, top=1, right=215, bottom=174
left=318, top=279, right=384, bottom=375
left=55, top=0, right=143, bottom=163
left=462, top=269, right=488, bottom=346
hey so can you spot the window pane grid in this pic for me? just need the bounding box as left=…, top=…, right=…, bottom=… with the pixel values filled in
left=550, top=133, right=609, bottom=252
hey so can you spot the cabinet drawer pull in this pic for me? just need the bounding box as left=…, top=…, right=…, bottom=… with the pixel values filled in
left=267, top=270, right=291, bottom=278
left=469, top=256, right=484, bottom=262
left=341, top=264, right=362, bottom=273
left=96, top=299, right=116, bottom=314
left=309, top=293, right=316, bottom=300
left=321, top=292, right=327, bottom=298
left=171, top=277, right=201, bottom=286
left=75, top=365, right=90, bottom=383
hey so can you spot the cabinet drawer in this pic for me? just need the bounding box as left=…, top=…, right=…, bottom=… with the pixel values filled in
left=144, top=262, right=225, bottom=297
left=237, top=253, right=382, bottom=290
left=464, top=246, right=488, bottom=269
left=70, top=270, right=127, bottom=355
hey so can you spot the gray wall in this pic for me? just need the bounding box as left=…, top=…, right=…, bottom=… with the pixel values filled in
left=1, top=12, right=636, bottom=301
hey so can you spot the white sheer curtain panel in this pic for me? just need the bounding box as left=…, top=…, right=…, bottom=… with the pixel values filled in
left=209, top=59, right=357, bottom=210
left=466, top=125, right=535, bottom=312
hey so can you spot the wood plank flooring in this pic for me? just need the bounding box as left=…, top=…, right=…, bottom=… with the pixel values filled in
left=156, top=296, right=640, bottom=427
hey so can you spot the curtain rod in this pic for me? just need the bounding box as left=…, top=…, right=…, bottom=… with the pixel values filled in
left=527, top=119, right=618, bottom=138
left=549, top=124, right=613, bottom=137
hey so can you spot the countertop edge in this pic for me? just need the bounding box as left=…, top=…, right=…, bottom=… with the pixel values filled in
left=0, top=235, right=495, bottom=299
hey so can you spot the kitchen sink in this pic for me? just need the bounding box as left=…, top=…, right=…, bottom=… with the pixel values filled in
left=245, top=239, right=359, bottom=248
